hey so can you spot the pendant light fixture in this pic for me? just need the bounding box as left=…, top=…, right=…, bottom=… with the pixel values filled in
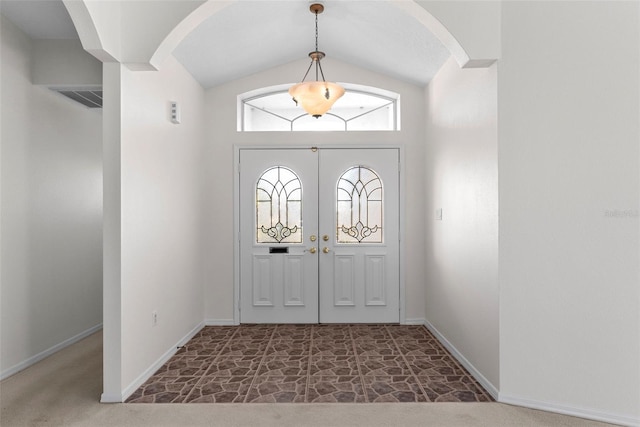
left=289, top=3, right=345, bottom=118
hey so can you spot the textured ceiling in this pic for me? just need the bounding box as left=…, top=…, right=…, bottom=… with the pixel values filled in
left=1, top=0, right=451, bottom=88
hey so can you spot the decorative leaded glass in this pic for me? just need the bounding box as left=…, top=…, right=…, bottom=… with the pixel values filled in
left=337, top=166, right=382, bottom=243
left=240, top=84, right=399, bottom=132
left=256, top=166, right=302, bottom=243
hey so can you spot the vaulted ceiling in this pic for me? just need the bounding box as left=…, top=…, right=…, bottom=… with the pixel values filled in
left=1, top=0, right=451, bottom=88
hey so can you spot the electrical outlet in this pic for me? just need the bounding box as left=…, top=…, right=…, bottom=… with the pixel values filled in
left=152, top=310, right=158, bottom=326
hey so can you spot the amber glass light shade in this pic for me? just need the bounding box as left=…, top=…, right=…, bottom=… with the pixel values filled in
left=289, top=81, right=345, bottom=118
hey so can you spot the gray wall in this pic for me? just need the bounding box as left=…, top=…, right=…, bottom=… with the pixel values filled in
left=100, top=56, right=208, bottom=400
left=1, top=15, right=103, bottom=379
left=498, top=1, right=639, bottom=420
left=423, top=57, right=499, bottom=392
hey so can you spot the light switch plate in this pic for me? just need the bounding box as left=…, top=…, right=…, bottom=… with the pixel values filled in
left=170, top=101, right=181, bottom=124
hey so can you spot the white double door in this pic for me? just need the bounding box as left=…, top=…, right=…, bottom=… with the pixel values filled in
left=239, top=148, right=399, bottom=324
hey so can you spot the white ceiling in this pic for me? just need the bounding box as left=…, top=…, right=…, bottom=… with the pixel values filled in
left=0, top=0, right=79, bottom=39
left=1, top=0, right=451, bottom=88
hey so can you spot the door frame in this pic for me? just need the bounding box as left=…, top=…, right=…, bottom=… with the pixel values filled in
left=233, top=144, right=406, bottom=325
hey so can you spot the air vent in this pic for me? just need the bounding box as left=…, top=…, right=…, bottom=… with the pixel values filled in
left=50, top=87, right=102, bottom=108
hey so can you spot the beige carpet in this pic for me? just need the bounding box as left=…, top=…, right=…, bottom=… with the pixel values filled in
left=0, top=331, right=614, bottom=427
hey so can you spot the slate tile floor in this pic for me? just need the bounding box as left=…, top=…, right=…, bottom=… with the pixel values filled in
left=126, top=324, right=493, bottom=404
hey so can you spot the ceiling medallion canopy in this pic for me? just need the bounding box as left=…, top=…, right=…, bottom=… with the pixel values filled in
left=289, top=3, right=345, bottom=118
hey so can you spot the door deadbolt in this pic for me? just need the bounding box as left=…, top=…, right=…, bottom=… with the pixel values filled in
left=310, top=235, right=317, bottom=242
left=322, top=235, right=329, bottom=241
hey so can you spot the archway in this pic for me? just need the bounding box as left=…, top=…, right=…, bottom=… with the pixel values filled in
left=63, top=0, right=500, bottom=403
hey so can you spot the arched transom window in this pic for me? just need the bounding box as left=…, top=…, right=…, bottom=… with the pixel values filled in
left=239, top=84, right=400, bottom=132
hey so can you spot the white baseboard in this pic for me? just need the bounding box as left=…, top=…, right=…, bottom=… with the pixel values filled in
left=403, top=317, right=427, bottom=325
left=421, top=319, right=638, bottom=426
left=204, top=318, right=237, bottom=326
left=422, top=319, right=499, bottom=400
left=500, top=394, right=640, bottom=427
left=99, top=392, right=122, bottom=403
left=116, top=321, right=205, bottom=403
left=1, top=323, right=103, bottom=381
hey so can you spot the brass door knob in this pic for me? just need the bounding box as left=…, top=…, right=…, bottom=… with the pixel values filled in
left=308, top=247, right=317, bottom=254
left=322, top=235, right=329, bottom=241
left=322, top=247, right=330, bottom=254
left=310, top=235, right=317, bottom=242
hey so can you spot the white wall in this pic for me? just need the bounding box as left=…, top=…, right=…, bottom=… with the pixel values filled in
left=415, top=0, right=500, bottom=67
left=423, top=57, right=499, bottom=391
left=0, top=15, right=103, bottom=379
left=101, top=62, right=123, bottom=401
left=32, top=39, right=102, bottom=86
left=117, top=55, right=207, bottom=393
left=203, top=57, right=429, bottom=323
left=64, top=0, right=205, bottom=68
left=499, top=2, right=640, bottom=423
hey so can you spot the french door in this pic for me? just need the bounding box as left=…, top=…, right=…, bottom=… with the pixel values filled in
left=239, top=148, right=399, bottom=323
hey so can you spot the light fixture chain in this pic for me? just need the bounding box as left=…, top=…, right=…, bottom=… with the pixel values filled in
left=288, top=3, right=345, bottom=117
left=315, top=10, right=319, bottom=52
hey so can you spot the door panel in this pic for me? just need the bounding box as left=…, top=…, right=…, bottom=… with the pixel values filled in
left=333, top=254, right=356, bottom=306
left=283, top=255, right=305, bottom=306
left=318, top=149, right=400, bottom=323
left=239, top=148, right=399, bottom=324
left=240, top=149, right=318, bottom=323
left=365, top=255, right=386, bottom=306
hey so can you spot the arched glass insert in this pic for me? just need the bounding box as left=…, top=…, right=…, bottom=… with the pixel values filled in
left=239, top=83, right=400, bottom=132
left=337, top=166, right=383, bottom=243
left=256, top=166, right=302, bottom=243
